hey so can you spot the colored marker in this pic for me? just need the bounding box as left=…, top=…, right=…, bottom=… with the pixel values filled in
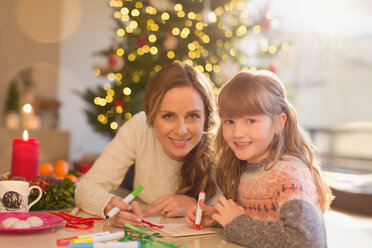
left=68, top=241, right=141, bottom=248
left=68, top=206, right=81, bottom=216
left=71, top=231, right=124, bottom=243
left=57, top=231, right=111, bottom=246
left=194, top=191, right=205, bottom=229
left=105, top=184, right=144, bottom=219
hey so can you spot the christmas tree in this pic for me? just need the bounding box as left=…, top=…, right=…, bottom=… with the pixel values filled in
left=83, top=0, right=288, bottom=137
left=5, top=80, right=20, bottom=113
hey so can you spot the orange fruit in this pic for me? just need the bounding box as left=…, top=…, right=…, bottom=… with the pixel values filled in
left=39, top=163, right=54, bottom=176
left=66, top=174, right=78, bottom=183
left=53, top=160, right=69, bottom=178
left=56, top=175, right=66, bottom=180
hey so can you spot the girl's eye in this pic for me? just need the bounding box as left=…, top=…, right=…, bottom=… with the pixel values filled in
left=247, top=119, right=255, bottom=124
left=188, top=113, right=200, bottom=120
left=223, top=119, right=234, bottom=125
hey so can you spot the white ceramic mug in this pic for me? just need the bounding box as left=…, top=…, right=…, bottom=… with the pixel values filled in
left=0, top=180, right=42, bottom=212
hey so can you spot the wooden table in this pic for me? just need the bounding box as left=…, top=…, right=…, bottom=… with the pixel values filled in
left=1, top=187, right=243, bottom=248
left=0, top=211, right=243, bottom=248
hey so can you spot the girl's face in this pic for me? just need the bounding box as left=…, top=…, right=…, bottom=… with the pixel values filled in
left=153, top=86, right=206, bottom=161
left=221, top=114, right=276, bottom=163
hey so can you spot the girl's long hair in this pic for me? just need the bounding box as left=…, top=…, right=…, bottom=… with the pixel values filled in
left=215, top=70, right=332, bottom=212
left=143, top=62, right=217, bottom=200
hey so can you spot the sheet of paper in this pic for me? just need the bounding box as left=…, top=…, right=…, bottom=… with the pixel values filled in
left=153, top=223, right=218, bottom=237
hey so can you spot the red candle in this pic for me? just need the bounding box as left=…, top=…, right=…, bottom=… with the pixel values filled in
left=11, top=130, right=39, bottom=180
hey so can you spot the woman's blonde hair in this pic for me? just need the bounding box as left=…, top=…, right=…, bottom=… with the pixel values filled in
left=143, top=62, right=217, bottom=200
left=215, top=70, right=332, bottom=212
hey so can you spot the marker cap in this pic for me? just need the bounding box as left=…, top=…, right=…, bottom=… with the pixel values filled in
left=131, top=185, right=144, bottom=197
left=57, top=236, right=77, bottom=246
left=69, top=243, right=92, bottom=248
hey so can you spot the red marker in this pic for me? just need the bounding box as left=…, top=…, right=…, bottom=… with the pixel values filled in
left=194, top=191, right=205, bottom=229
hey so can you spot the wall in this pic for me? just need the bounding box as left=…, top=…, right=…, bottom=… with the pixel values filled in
left=57, top=0, right=112, bottom=160
left=271, top=0, right=372, bottom=129
left=0, top=0, right=61, bottom=124
left=290, top=35, right=372, bottom=128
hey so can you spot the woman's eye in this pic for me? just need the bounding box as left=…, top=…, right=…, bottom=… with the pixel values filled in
left=162, top=113, right=174, bottom=119
left=188, top=113, right=200, bottom=120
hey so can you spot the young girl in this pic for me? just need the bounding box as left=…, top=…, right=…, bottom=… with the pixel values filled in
left=186, top=70, right=332, bottom=248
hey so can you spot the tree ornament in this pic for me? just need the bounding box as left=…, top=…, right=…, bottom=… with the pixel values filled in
left=108, top=54, right=124, bottom=71
left=163, top=34, right=178, bottom=51
left=115, top=99, right=124, bottom=107
left=261, top=16, right=271, bottom=29
left=137, top=37, right=147, bottom=47
left=268, top=64, right=277, bottom=73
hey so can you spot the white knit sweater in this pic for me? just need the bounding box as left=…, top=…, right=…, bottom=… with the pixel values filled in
left=74, top=112, right=182, bottom=218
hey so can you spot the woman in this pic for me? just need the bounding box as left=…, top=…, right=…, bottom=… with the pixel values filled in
left=75, top=62, right=217, bottom=227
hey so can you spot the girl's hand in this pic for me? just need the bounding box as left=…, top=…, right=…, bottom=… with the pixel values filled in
left=142, top=194, right=197, bottom=217
left=104, top=196, right=143, bottom=227
left=212, top=196, right=245, bottom=228
left=185, top=199, right=217, bottom=229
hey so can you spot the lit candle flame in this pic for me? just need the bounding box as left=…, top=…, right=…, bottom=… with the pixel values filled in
left=23, top=130, right=29, bottom=141
left=23, top=103, right=32, bottom=113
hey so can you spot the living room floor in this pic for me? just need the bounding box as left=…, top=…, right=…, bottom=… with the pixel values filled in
left=325, top=209, right=372, bottom=248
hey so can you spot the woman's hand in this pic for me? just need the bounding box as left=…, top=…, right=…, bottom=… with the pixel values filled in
left=185, top=199, right=217, bottom=229
left=212, top=196, right=245, bottom=227
left=142, top=194, right=197, bottom=217
left=104, top=196, right=143, bottom=227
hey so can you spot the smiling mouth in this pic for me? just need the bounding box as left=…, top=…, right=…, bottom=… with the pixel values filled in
left=169, top=137, right=191, bottom=145
left=234, top=141, right=252, bottom=148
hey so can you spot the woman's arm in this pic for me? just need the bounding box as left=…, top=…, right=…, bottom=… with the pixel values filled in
left=74, top=113, right=143, bottom=218
left=104, top=196, right=143, bottom=227
left=142, top=194, right=197, bottom=217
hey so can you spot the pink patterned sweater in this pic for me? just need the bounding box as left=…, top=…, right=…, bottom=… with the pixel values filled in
left=224, top=156, right=327, bottom=248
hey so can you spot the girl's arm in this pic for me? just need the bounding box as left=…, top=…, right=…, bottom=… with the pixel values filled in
left=223, top=199, right=327, bottom=248
left=185, top=199, right=218, bottom=228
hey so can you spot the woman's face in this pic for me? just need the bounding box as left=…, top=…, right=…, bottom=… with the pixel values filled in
left=153, top=86, right=206, bottom=161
